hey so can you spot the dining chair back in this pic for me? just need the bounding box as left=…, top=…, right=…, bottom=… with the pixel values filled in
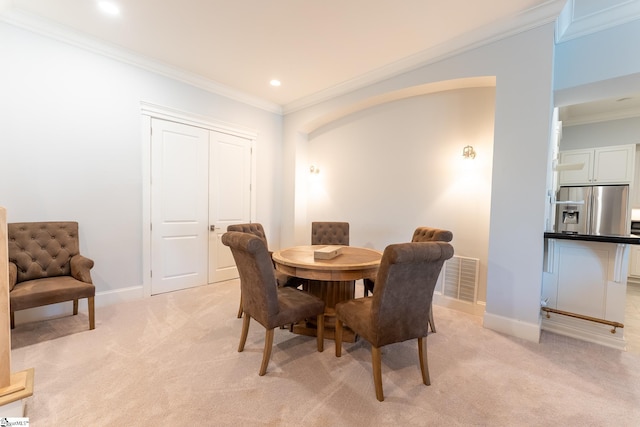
left=311, top=222, right=349, bottom=245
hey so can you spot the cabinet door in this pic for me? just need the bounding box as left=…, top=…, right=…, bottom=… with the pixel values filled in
left=556, top=241, right=610, bottom=318
left=633, top=146, right=640, bottom=208
left=558, top=150, right=593, bottom=185
left=593, top=145, right=634, bottom=184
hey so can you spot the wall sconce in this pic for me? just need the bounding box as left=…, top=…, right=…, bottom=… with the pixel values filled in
left=462, top=145, right=476, bottom=159
left=309, top=165, right=320, bottom=174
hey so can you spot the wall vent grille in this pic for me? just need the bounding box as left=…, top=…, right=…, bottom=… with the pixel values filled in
left=442, top=256, right=479, bottom=303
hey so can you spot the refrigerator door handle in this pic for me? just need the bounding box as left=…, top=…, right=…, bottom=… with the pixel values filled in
left=586, top=187, right=594, bottom=235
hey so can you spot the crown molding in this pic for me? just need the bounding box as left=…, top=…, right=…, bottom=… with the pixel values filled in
left=560, top=106, right=640, bottom=127
left=140, top=101, right=259, bottom=139
left=556, top=0, right=640, bottom=43
left=282, top=0, right=565, bottom=114
left=0, top=8, right=283, bottom=115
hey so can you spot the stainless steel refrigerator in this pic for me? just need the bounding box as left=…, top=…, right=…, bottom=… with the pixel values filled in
left=555, top=185, right=629, bottom=236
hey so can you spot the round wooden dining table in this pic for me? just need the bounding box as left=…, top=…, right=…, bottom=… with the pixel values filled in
left=272, top=245, right=382, bottom=341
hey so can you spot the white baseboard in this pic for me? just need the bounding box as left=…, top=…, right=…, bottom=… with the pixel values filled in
left=12, top=285, right=144, bottom=326
left=483, top=311, right=542, bottom=343
left=95, top=285, right=145, bottom=307
left=433, top=294, right=486, bottom=316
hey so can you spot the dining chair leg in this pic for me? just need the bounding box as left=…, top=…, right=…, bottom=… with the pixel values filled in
left=259, top=328, right=275, bottom=376
left=316, top=314, right=325, bottom=352
left=428, top=304, right=436, bottom=333
left=238, top=314, right=251, bottom=352
left=237, top=294, right=243, bottom=318
left=372, top=346, right=384, bottom=402
left=335, top=319, right=343, bottom=357
left=10, top=311, right=15, bottom=329
left=418, top=337, right=430, bottom=386
left=73, top=299, right=79, bottom=315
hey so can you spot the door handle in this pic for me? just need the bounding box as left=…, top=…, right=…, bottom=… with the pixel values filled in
left=210, top=225, right=216, bottom=231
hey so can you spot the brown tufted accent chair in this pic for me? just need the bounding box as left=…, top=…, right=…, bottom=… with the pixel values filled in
left=227, top=223, right=300, bottom=318
left=222, top=231, right=325, bottom=376
left=8, top=221, right=95, bottom=330
left=311, top=221, right=349, bottom=245
left=335, top=241, right=454, bottom=401
left=363, top=226, right=453, bottom=333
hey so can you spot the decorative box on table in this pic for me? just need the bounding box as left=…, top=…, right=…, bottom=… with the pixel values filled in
left=313, top=245, right=343, bottom=260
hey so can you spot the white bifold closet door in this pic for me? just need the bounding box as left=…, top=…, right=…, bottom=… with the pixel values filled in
left=150, top=118, right=251, bottom=295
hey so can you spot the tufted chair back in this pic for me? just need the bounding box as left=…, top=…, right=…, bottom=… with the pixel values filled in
left=8, top=221, right=82, bottom=285
left=227, top=223, right=269, bottom=250
left=311, top=222, right=349, bottom=246
left=411, top=226, right=453, bottom=244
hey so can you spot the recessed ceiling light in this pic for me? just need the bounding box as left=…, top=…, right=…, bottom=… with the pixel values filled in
left=98, top=1, right=120, bottom=16
left=270, top=79, right=281, bottom=87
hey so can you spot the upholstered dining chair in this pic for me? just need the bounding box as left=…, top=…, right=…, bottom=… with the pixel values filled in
left=335, top=241, right=454, bottom=401
left=363, top=226, right=453, bottom=333
left=222, top=231, right=326, bottom=376
left=227, top=222, right=299, bottom=318
left=311, top=221, right=349, bottom=245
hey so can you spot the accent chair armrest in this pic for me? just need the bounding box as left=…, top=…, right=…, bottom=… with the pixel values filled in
left=70, top=254, right=94, bottom=284
left=8, top=261, right=17, bottom=291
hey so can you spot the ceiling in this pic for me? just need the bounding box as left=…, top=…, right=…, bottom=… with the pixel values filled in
left=559, top=94, right=640, bottom=126
left=1, top=0, right=565, bottom=111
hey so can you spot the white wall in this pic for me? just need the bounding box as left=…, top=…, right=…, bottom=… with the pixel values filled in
left=306, top=87, right=494, bottom=306
left=283, top=24, right=557, bottom=342
left=555, top=18, right=640, bottom=95
left=0, top=23, right=283, bottom=320
left=560, top=117, right=640, bottom=150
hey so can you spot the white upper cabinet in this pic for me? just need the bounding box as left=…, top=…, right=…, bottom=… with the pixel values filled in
left=558, top=144, right=635, bottom=185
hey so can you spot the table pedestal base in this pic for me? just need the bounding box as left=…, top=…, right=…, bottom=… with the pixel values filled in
left=293, top=279, right=358, bottom=342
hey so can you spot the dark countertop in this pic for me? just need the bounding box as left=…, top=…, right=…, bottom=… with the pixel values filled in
left=544, top=232, right=640, bottom=245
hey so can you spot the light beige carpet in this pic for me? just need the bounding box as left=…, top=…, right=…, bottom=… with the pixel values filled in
left=9, top=280, right=640, bottom=426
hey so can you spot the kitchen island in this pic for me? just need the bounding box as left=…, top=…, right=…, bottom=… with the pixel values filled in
left=542, top=232, right=640, bottom=350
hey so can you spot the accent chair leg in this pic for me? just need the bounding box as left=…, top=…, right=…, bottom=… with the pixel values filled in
left=428, top=304, right=436, bottom=333
left=10, top=311, right=15, bottom=329
left=316, top=314, right=324, bottom=352
left=237, top=294, right=243, bottom=318
left=88, top=296, right=95, bottom=330
left=238, top=314, right=251, bottom=352
left=259, top=328, right=275, bottom=376
left=73, top=299, right=79, bottom=315
left=335, top=319, right=343, bottom=357
left=372, top=346, right=384, bottom=402
left=418, top=336, right=430, bottom=386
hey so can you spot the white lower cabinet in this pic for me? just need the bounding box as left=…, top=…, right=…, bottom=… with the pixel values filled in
left=542, top=238, right=628, bottom=350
